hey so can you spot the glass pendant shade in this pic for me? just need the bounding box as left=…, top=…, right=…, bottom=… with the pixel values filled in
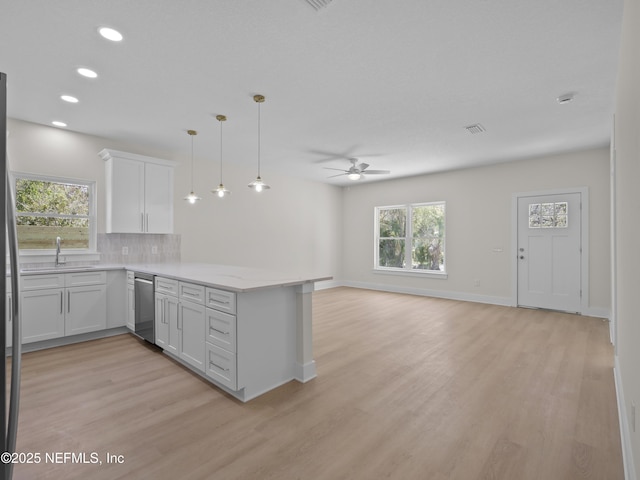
left=248, top=94, right=270, bottom=192
left=184, top=129, right=201, bottom=203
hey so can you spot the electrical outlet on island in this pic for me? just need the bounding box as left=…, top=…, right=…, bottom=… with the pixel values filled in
left=151, top=245, right=158, bottom=255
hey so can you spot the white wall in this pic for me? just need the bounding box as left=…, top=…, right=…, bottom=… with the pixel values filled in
left=613, top=0, right=640, bottom=476
left=341, top=147, right=611, bottom=313
left=6, top=118, right=343, bottom=280
left=173, top=154, right=343, bottom=278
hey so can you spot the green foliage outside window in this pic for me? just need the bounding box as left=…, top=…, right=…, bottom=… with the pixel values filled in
left=377, top=203, right=445, bottom=272
left=15, top=177, right=91, bottom=250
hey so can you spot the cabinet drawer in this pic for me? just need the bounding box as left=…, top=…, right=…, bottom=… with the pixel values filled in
left=205, top=287, right=236, bottom=314
left=206, top=308, right=236, bottom=353
left=155, top=277, right=179, bottom=295
left=126, top=270, right=135, bottom=284
left=205, top=343, right=237, bottom=391
left=21, top=274, right=65, bottom=291
left=65, top=270, right=107, bottom=287
left=179, top=282, right=205, bottom=304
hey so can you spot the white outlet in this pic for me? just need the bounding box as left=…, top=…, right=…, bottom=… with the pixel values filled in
left=473, top=279, right=481, bottom=287
left=151, top=245, right=158, bottom=255
left=122, top=246, right=129, bottom=256
left=632, top=402, right=636, bottom=433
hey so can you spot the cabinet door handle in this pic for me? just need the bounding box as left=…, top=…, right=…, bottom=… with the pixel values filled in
left=209, top=361, right=230, bottom=372
left=209, top=326, right=229, bottom=336
left=141, top=212, right=144, bottom=232
left=60, top=291, right=63, bottom=314
left=163, top=298, right=168, bottom=324
left=68, top=290, right=71, bottom=313
left=8, top=294, right=12, bottom=323
left=145, top=213, right=149, bottom=233
left=177, top=307, right=182, bottom=331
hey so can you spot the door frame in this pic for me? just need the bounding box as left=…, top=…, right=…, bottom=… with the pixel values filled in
left=511, top=187, right=589, bottom=313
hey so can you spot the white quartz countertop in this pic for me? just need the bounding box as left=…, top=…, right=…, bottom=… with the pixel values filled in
left=123, top=263, right=332, bottom=293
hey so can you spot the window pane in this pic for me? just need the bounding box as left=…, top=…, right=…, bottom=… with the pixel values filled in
left=16, top=179, right=89, bottom=215
left=378, top=239, right=405, bottom=268
left=412, top=238, right=444, bottom=271
left=411, top=204, right=445, bottom=271
left=379, top=208, right=406, bottom=238
left=16, top=217, right=89, bottom=250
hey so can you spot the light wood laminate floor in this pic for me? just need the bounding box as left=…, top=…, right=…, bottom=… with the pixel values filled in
left=10, top=287, right=623, bottom=479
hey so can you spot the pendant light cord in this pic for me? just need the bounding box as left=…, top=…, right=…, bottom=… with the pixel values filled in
left=190, top=134, right=195, bottom=191
left=219, top=120, right=223, bottom=181
left=257, top=101, right=261, bottom=177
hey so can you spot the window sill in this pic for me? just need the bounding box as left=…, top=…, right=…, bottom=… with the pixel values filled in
left=373, top=268, right=448, bottom=280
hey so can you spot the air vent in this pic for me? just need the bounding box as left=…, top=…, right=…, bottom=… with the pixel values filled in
left=304, top=0, right=334, bottom=11
left=464, top=123, right=486, bottom=134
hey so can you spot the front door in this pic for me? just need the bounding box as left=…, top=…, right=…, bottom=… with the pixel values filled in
left=517, top=192, right=581, bottom=313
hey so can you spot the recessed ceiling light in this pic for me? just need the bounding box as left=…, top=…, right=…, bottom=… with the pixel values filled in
left=60, top=95, right=79, bottom=103
left=98, top=27, right=123, bottom=42
left=557, top=93, right=575, bottom=104
left=52, top=121, right=67, bottom=127
left=77, top=67, right=98, bottom=78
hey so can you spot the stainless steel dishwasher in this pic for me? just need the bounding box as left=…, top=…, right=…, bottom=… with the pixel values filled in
left=134, top=272, right=155, bottom=343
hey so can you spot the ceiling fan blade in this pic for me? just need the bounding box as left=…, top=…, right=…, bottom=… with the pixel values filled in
left=363, top=170, right=390, bottom=175
left=327, top=173, right=347, bottom=178
left=358, top=162, right=370, bottom=171
left=323, top=167, right=349, bottom=172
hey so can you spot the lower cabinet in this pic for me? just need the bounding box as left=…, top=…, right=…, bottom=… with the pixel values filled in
left=126, top=271, right=135, bottom=331
left=155, top=278, right=205, bottom=372
left=155, top=291, right=179, bottom=356
left=21, top=271, right=107, bottom=344
left=179, top=300, right=205, bottom=371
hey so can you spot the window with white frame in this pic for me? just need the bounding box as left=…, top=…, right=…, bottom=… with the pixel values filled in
left=375, top=202, right=446, bottom=273
left=13, top=173, right=96, bottom=251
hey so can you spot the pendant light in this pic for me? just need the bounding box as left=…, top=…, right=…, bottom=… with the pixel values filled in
left=213, top=115, right=231, bottom=198
left=184, top=129, right=201, bottom=204
left=248, top=94, right=270, bottom=192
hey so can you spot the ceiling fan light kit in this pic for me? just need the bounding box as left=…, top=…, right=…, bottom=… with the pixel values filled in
left=324, top=158, right=390, bottom=181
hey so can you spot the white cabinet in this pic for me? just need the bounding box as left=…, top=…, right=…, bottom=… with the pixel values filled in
left=21, top=271, right=107, bottom=344
left=155, top=291, right=179, bottom=356
left=179, top=299, right=205, bottom=371
left=126, top=271, right=135, bottom=331
left=21, top=287, right=66, bottom=343
left=205, top=288, right=237, bottom=390
left=100, top=149, right=177, bottom=234
left=154, top=277, right=205, bottom=372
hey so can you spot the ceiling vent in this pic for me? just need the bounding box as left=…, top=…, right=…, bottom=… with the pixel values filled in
left=464, top=123, right=486, bottom=134
left=304, top=0, right=334, bottom=11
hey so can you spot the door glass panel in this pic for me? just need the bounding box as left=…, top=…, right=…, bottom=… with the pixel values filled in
left=528, top=202, right=568, bottom=229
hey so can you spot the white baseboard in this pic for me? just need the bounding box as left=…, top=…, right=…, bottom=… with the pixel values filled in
left=326, top=280, right=611, bottom=319
left=614, top=356, right=637, bottom=480
left=294, top=360, right=317, bottom=383
left=339, top=280, right=512, bottom=307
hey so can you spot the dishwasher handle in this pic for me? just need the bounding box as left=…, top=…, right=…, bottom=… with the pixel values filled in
left=135, top=278, right=153, bottom=285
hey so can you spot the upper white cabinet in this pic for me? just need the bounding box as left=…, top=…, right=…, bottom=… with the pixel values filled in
left=99, top=149, right=177, bottom=234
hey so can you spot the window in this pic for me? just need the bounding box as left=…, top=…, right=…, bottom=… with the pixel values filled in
left=375, top=202, right=445, bottom=274
left=14, top=173, right=96, bottom=251
left=528, top=202, right=568, bottom=228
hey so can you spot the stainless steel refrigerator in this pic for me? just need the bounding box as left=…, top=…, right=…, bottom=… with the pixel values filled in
left=1, top=71, right=23, bottom=480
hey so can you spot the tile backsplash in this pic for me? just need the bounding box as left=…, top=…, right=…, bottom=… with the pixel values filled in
left=98, top=233, right=181, bottom=264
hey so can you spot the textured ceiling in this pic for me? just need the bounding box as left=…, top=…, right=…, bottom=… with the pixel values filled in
left=0, top=0, right=623, bottom=185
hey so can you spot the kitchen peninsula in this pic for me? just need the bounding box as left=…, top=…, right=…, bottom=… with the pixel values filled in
left=127, top=263, right=331, bottom=402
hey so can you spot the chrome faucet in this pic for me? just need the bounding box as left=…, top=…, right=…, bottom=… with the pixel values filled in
left=55, top=236, right=65, bottom=266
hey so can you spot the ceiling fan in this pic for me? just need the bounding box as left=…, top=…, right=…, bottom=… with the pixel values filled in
left=324, top=158, right=390, bottom=181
